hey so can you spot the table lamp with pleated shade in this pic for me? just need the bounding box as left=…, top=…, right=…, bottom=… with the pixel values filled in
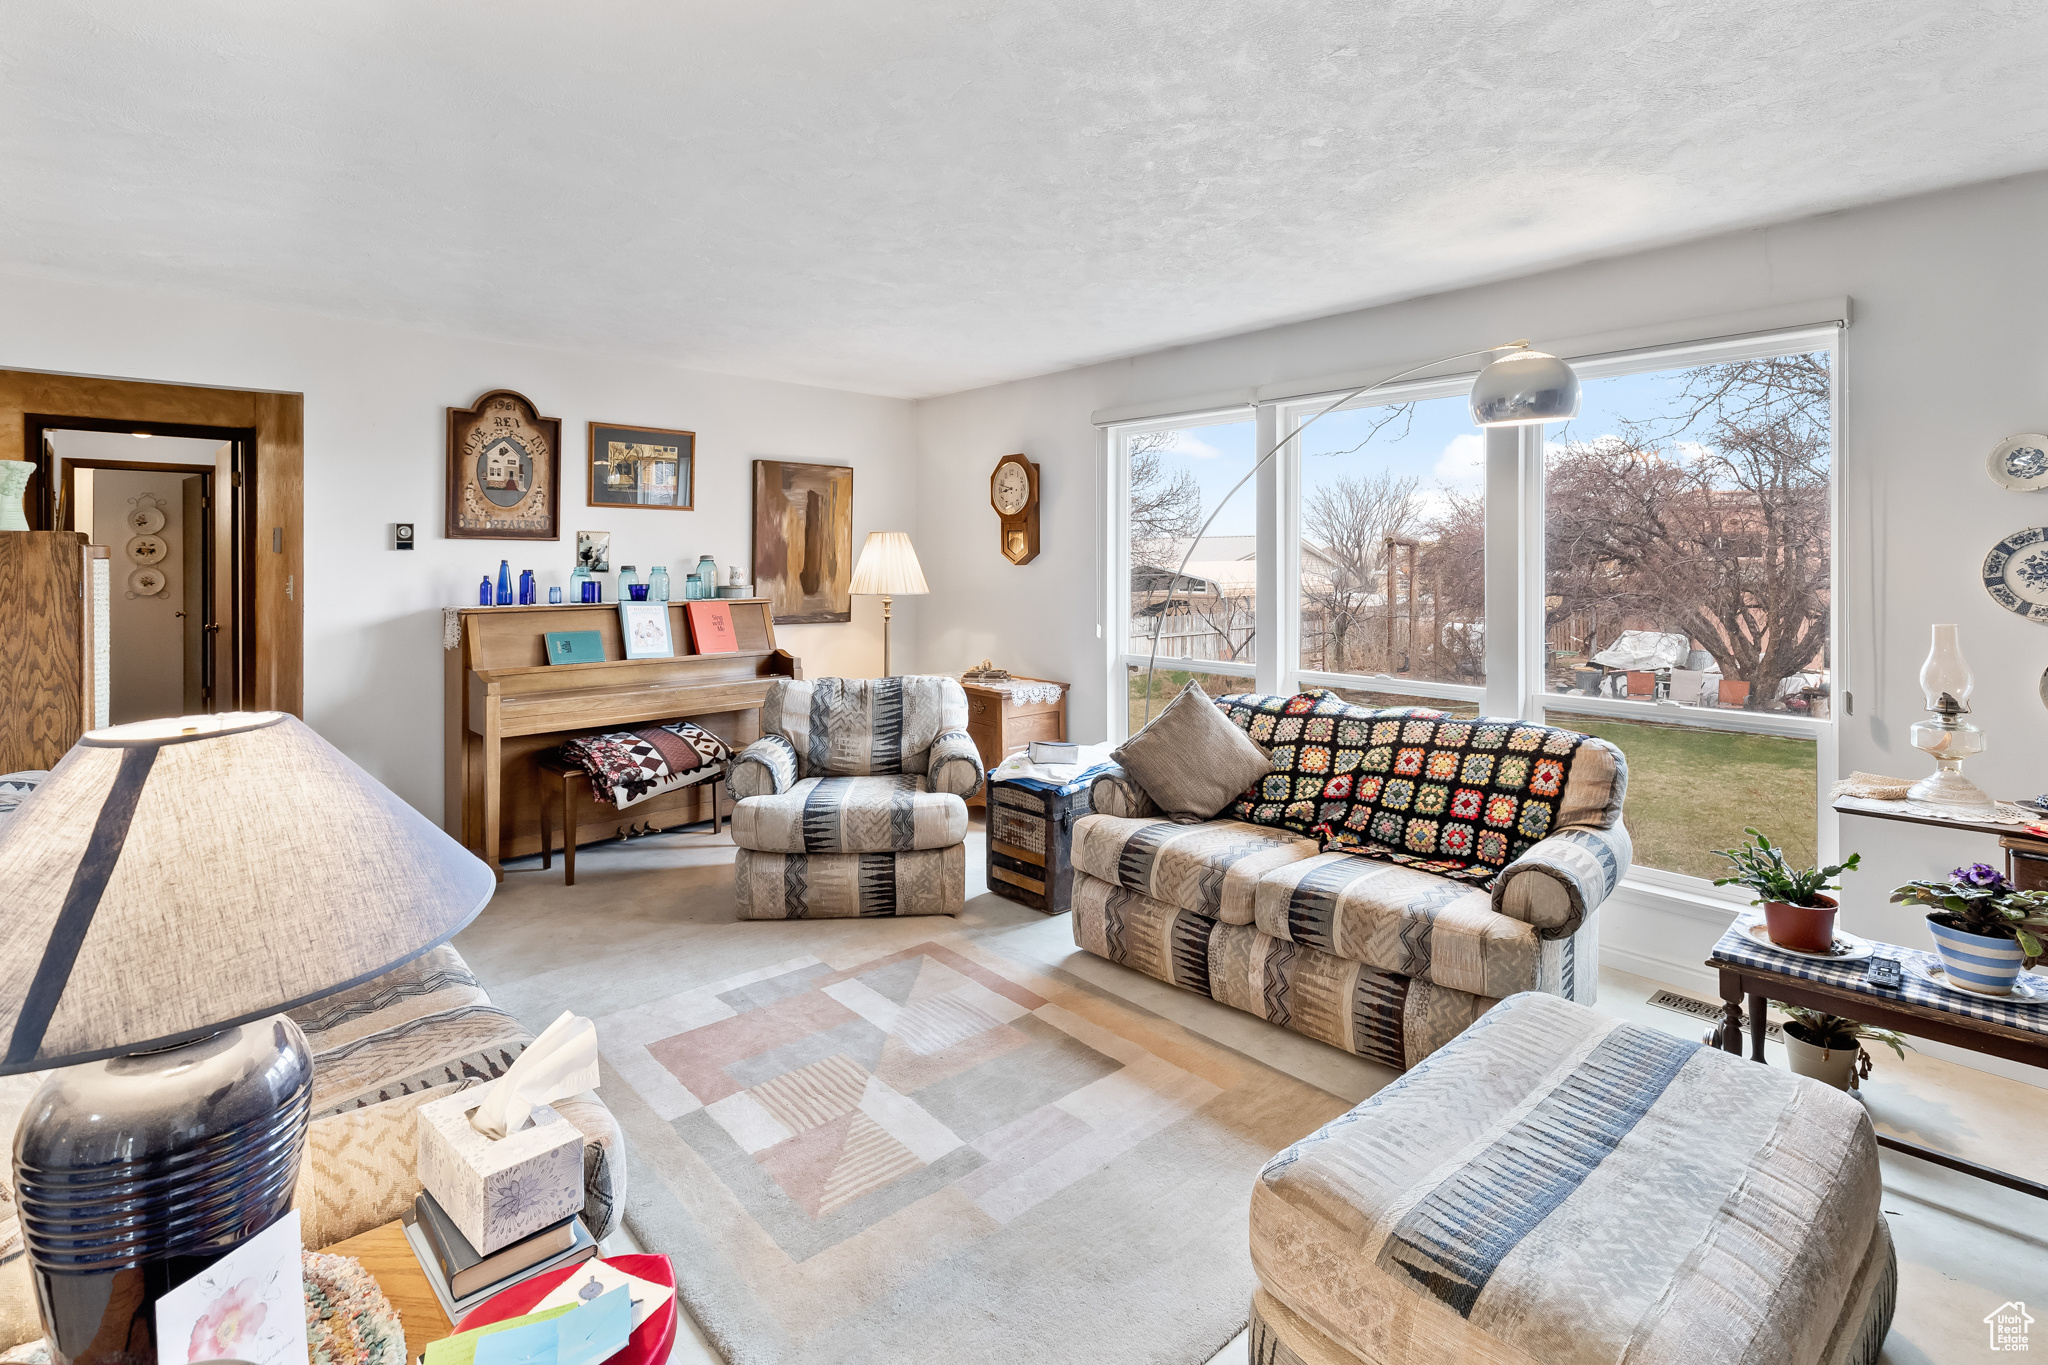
left=0, top=711, right=494, bottom=1365
left=849, top=531, right=928, bottom=677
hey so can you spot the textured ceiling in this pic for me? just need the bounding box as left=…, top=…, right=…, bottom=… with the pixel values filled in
left=6, top=2, right=2048, bottom=398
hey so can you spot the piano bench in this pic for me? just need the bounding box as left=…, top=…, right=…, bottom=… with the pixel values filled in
left=537, top=752, right=731, bottom=886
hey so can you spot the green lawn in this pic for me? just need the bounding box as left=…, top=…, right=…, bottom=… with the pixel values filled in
left=1566, top=715, right=1817, bottom=880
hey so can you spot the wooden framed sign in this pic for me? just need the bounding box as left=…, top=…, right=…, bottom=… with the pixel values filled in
left=448, top=389, right=561, bottom=541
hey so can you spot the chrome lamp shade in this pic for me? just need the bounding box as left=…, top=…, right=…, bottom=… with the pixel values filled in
left=0, top=711, right=494, bottom=1365
left=1469, top=347, right=1580, bottom=426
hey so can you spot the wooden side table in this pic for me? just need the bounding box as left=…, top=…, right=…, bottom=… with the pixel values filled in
left=961, top=677, right=1067, bottom=808
left=322, top=1221, right=452, bottom=1361
left=1707, top=926, right=2048, bottom=1202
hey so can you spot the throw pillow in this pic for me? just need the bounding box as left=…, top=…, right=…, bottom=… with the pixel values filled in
left=1113, top=681, right=1272, bottom=818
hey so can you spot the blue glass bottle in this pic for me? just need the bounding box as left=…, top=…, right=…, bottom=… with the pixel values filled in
left=649, top=565, right=671, bottom=602
left=478, top=575, right=492, bottom=606
left=548, top=585, right=563, bottom=604
left=518, top=569, right=536, bottom=605
left=496, top=560, right=513, bottom=606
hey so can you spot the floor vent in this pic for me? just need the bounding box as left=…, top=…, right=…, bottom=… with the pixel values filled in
left=1646, top=988, right=1784, bottom=1044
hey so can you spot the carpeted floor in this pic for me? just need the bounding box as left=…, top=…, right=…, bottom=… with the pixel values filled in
left=458, top=822, right=1355, bottom=1365
left=457, top=818, right=2048, bottom=1365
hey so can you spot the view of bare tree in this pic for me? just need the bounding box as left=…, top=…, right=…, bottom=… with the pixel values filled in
left=1546, top=352, right=1832, bottom=708
left=1301, top=470, right=1419, bottom=671
left=1127, top=430, right=1202, bottom=570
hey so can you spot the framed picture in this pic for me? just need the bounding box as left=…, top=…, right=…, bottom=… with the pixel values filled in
left=448, top=390, right=561, bottom=541
left=752, top=460, right=853, bottom=623
left=589, top=422, right=695, bottom=509
left=576, top=530, right=611, bottom=573
left=617, top=601, right=674, bottom=659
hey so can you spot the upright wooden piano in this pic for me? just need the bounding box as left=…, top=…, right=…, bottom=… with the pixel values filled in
left=444, top=598, right=797, bottom=877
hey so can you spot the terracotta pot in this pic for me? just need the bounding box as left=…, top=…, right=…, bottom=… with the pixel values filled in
left=1762, top=894, right=1837, bottom=953
left=1783, top=1025, right=1860, bottom=1091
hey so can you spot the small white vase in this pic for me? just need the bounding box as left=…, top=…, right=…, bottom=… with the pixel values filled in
left=0, top=460, right=31, bottom=532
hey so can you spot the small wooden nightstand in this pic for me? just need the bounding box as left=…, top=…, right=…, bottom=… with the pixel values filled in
left=322, top=1221, right=453, bottom=1361
left=961, top=677, right=1068, bottom=807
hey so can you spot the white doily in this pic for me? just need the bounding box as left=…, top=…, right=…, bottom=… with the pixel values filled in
left=967, top=679, right=1065, bottom=705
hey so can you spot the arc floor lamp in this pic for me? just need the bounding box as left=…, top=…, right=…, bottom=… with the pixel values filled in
left=1137, top=341, right=1582, bottom=725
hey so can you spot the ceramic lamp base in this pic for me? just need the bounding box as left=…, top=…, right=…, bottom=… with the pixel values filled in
left=12, top=1017, right=314, bottom=1365
left=1907, top=765, right=1994, bottom=812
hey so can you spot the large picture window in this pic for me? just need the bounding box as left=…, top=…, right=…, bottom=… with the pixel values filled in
left=1107, top=326, right=1838, bottom=894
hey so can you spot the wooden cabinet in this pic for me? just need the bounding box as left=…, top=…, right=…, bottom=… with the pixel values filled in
left=961, top=677, right=1068, bottom=806
left=444, top=598, right=798, bottom=876
left=1, top=531, right=108, bottom=771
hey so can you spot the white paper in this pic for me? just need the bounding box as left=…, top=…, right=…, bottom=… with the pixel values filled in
left=532, top=1260, right=675, bottom=1331
left=470, top=1011, right=600, bottom=1139
left=154, top=1209, right=308, bottom=1365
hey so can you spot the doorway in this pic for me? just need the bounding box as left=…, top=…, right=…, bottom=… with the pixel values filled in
left=42, top=424, right=249, bottom=721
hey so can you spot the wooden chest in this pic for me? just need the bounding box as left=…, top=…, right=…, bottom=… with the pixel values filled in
left=985, top=774, right=1094, bottom=915
left=962, top=677, right=1067, bottom=808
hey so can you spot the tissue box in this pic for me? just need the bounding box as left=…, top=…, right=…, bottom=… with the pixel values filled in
left=416, top=1081, right=583, bottom=1255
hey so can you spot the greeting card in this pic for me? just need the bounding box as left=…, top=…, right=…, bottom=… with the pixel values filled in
left=154, top=1210, right=308, bottom=1365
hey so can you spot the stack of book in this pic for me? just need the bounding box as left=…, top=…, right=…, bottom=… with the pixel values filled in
left=403, top=1190, right=597, bottom=1322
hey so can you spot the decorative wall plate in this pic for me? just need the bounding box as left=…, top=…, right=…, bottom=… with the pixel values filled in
left=128, top=567, right=166, bottom=596
left=1988, top=434, right=2048, bottom=491
left=125, top=504, right=165, bottom=534
left=127, top=534, right=168, bottom=565
left=1982, top=527, right=2048, bottom=622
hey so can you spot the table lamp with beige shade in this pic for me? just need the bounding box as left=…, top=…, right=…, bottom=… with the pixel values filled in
left=0, top=711, right=494, bottom=1365
left=849, top=531, right=928, bottom=677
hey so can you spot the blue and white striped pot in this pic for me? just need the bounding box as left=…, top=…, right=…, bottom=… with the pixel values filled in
left=1927, top=919, right=2026, bottom=995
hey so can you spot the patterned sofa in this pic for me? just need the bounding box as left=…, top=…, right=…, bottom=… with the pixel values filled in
left=728, top=676, right=985, bottom=918
left=1072, top=691, right=1630, bottom=1070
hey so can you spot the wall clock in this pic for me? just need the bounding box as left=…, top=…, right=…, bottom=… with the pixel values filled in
left=447, top=389, right=561, bottom=541
left=990, top=454, right=1040, bottom=565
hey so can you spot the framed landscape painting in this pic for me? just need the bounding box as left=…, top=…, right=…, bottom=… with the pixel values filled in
left=589, top=422, right=694, bottom=509
left=752, top=460, right=852, bottom=623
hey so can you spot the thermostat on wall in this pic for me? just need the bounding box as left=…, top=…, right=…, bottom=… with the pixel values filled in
left=394, top=522, right=415, bottom=551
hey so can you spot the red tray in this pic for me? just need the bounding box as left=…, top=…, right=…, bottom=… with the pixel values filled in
left=452, top=1254, right=677, bottom=1365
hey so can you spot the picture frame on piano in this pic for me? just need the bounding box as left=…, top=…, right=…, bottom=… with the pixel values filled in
left=618, top=601, right=675, bottom=659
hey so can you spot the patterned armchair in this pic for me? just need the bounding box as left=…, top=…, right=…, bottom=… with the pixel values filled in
left=729, top=676, right=984, bottom=919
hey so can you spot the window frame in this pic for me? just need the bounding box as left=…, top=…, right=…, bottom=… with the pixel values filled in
left=1104, top=322, right=1843, bottom=886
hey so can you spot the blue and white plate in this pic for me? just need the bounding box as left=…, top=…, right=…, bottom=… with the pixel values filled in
left=1908, top=957, right=2048, bottom=1005
left=1989, top=434, right=2048, bottom=491
left=1982, top=527, right=2048, bottom=623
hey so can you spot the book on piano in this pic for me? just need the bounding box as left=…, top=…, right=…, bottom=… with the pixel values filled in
left=684, top=601, right=739, bottom=654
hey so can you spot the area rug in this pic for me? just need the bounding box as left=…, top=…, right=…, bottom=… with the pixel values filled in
left=594, top=931, right=1351, bottom=1365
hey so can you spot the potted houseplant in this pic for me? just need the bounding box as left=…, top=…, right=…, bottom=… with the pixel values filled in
left=1889, top=863, right=2048, bottom=996
left=1711, top=827, right=1861, bottom=952
left=1772, top=1002, right=1908, bottom=1091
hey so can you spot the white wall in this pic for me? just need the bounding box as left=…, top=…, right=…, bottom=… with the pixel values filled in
left=911, top=168, right=2048, bottom=1048
left=1, top=271, right=919, bottom=820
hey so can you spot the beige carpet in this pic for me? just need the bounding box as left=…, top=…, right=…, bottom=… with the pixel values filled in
left=459, top=827, right=1351, bottom=1365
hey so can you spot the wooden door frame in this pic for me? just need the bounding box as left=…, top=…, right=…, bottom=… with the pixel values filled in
left=58, top=455, right=228, bottom=711
left=1, top=371, right=302, bottom=717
